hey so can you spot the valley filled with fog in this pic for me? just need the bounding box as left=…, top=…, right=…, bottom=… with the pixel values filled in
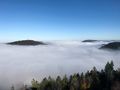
left=0, top=40, right=120, bottom=89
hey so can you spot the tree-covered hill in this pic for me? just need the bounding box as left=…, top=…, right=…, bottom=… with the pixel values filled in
left=7, top=40, right=47, bottom=46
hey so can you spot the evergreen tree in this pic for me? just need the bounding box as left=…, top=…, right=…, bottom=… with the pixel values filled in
left=105, top=61, right=114, bottom=90
left=61, top=75, right=69, bottom=90
left=29, top=61, right=120, bottom=90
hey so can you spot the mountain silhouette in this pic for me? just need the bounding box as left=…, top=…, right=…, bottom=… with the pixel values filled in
left=7, top=40, right=47, bottom=46
left=100, top=42, right=120, bottom=50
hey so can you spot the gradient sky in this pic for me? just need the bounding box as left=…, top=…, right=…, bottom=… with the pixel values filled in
left=0, top=0, right=120, bottom=40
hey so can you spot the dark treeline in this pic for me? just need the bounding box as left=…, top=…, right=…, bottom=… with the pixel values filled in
left=12, top=61, right=120, bottom=90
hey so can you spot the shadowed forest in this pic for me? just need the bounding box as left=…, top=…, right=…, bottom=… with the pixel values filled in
left=11, top=61, right=120, bottom=90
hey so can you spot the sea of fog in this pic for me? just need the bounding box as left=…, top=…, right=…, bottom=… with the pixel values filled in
left=0, top=40, right=120, bottom=89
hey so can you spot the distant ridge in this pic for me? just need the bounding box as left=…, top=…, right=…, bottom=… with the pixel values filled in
left=82, top=40, right=98, bottom=42
left=100, top=42, right=120, bottom=50
left=7, top=40, right=47, bottom=46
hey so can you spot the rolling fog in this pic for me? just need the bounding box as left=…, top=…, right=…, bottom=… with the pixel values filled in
left=0, top=40, right=120, bottom=89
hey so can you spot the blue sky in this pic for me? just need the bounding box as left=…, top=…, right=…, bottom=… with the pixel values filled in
left=0, top=0, right=120, bottom=40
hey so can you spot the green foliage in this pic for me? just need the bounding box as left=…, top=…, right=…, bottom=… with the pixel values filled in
left=31, top=79, right=40, bottom=89
left=29, top=61, right=120, bottom=90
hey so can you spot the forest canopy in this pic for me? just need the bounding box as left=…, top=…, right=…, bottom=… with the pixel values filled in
left=11, top=61, right=120, bottom=90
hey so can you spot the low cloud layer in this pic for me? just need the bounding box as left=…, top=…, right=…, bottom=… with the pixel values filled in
left=0, top=40, right=120, bottom=89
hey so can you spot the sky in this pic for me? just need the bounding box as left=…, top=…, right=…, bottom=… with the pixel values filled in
left=0, top=0, right=120, bottom=40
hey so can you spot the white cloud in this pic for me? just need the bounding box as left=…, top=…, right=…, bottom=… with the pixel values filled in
left=0, top=40, right=120, bottom=89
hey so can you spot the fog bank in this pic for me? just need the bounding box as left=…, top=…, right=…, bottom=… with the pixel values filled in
left=0, top=40, right=120, bottom=89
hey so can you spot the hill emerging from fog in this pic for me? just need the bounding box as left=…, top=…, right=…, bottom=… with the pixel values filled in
left=100, top=42, right=120, bottom=50
left=7, top=40, right=47, bottom=46
left=82, top=40, right=98, bottom=42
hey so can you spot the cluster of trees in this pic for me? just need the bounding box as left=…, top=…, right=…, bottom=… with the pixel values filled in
left=30, top=61, right=120, bottom=90
left=11, top=61, right=120, bottom=90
